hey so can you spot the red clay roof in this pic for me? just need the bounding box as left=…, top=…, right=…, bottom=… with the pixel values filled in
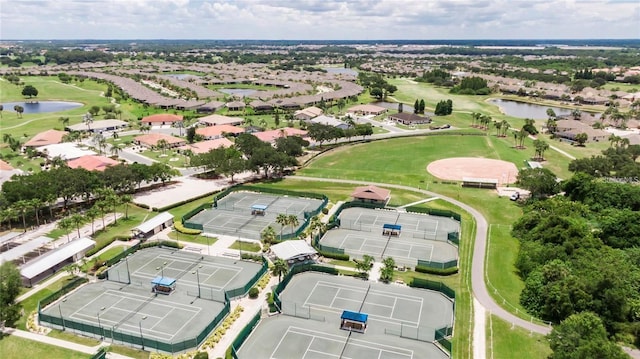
left=67, top=155, right=119, bottom=172
left=351, top=185, right=391, bottom=201
left=196, top=125, right=244, bottom=138
left=178, top=138, right=233, bottom=154
left=134, top=133, right=186, bottom=147
left=0, top=159, right=14, bottom=171
left=252, top=128, right=308, bottom=142
left=141, top=113, right=184, bottom=123
left=24, top=129, right=68, bottom=147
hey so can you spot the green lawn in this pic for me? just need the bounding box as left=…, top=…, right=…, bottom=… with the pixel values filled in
left=80, top=245, right=127, bottom=271
left=47, top=329, right=101, bottom=346
left=488, top=315, right=552, bottom=359
left=0, top=334, right=90, bottom=359
left=167, top=230, right=218, bottom=247
left=229, top=240, right=261, bottom=252
left=106, top=344, right=149, bottom=359
left=16, top=275, right=77, bottom=330
left=602, top=82, right=640, bottom=92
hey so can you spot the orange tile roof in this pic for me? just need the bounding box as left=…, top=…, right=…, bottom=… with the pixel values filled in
left=134, top=133, right=186, bottom=147
left=196, top=125, right=244, bottom=138
left=179, top=138, right=234, bottom=154
left=67, top=155, right=119, bottom=172
left=252, top=128, right=308, bottom=142
left=141, top=113, right=184, bottom=123
left=0, top=159, right=14, bottom=171
left=24, top=129, right=68, bottom=147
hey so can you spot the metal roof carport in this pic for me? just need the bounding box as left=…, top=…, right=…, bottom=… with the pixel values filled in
left=20, top=237, right=95, bottom=286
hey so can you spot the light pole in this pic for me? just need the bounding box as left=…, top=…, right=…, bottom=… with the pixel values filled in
left=156, top=261, right=168, bottom=278
left=58, top=299, right=66, bottom=331
left=192, top=265, right=202, bottom=299
left=96, top=307, right=105, bottom=339
left=206, top=236, right=210, bottom=256
left=125, top=253, right=131, bottom=284
left=139, top=316, right=147, bottom=350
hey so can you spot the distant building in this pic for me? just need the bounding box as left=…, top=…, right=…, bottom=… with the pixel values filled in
left=350, top=185, right=390, bottom=205
left=388, top=112, right=431, bottom=125
left=38, top=143, right=96, bottom=160
left=294, top=106, right=323, bottom=121
left=132, top=212, right=174, bottom=239
left=66, top=119, right=128, bottom=133
left=196, top=125, right=245, bottom=140
left=347, top=104, right=386, bottom=116
left=0, top=160, right=22, bottom=185
left=197, top=114, right=244, bottom=127
left=252, top=128, right=309, bottom=143
left=141, top=113, right=184, bottom=126
left=178, top=138, right=234, bottom=154
left=67, top=155, right=119, bottom=172
left=134, top=133, right=186, bottom=148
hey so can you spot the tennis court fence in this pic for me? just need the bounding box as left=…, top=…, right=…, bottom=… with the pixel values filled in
left=384, top=323, right=435, bottom=342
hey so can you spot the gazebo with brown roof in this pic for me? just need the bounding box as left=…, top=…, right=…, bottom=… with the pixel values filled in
left=350, top=185, right=391, bottom=205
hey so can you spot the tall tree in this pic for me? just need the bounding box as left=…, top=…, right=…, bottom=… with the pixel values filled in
left=516, top=168, right=561, bottom=199
left=548, top=312, right=628, bottom=359
left=271, top=258, right=289, bottom=283
left=21, top=84, right=38, bottom=98
left=0, top=262, right=22, bottom=327
left=287, top=214, right=299, bottom=237
left=57, top=216, right=74, bottom=242
left=276, top=214, right=288, bottom=240
left=14, top=105, right=24, bottom=118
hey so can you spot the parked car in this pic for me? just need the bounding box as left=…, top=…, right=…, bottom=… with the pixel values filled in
left=509, top=192, right=520, bottom=201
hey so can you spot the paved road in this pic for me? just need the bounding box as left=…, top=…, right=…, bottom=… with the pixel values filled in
left=289, top=176, right=553, bottom=335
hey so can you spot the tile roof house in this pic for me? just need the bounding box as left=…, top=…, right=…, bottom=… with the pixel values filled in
left=388, top=112, right=432, bottom=125
left=197, top=114, right=244, bottom=126
left=0, top=159, right=22, bottom=185
left=24, top=129, right=68, bottom=148
left=178, top=138, right=234, bottom=154
left=252, top=128, right=309, bottom=143
left=67, top=155, right=119, bottom=171
left=351, top=185, right=391, bottom=204
left=553, top=120, right=608, bottom=143
left=294, top=106, right=324, bottom=121
left=66, top=119, right=128, bottom=133
left=226, top=101, right=246, bottom=111
left=141, top=113, right=184, bottom=126
left=196, top=125, right=245, bottom=140
left=347, top=104, right=387, bottom=116
left=134, top=133, right=186, bottom=148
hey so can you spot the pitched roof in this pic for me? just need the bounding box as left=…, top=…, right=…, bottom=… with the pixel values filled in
left=134, top=133, right=185, bottom=146
left=196, top=125, right=245, bottom=138
left=141, top=113, right=184, bottom=123
left=351, top=185, right=391, bottom=201
left=67, top=155, right=119, bottom=172
left=252, top=128, right=308, bottom=142
left=134, top=212, right=174, bottom=234
left=20, top=238, right=95, bottom=279
left=270, top=240, right=317, bottom=261
left=389, top=112, right=431, bottom=123
left=198, top=114, right=244, bottom=126
left=294, top=106, right=323, bottom=118
left=24, top=129, right=68, bottom=147
left=0, top=159, right=14, bottom=171
left=347, top=104, right=386, bottom=114
left=39, top=143, right=96, bottom=160
left=178, top=138, right=234, bottom=154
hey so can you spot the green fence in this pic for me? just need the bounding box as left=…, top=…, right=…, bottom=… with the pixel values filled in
left=227, top=310, right=262, bottom=359
left=39, top=298, right=230, bottom=354
left=409, top=278, right=456, bottom=301
left=447, top=231, right=460, bottom=245
left=37, top=276, right=88, bottom=313
left=416, top=259, right=458, bottom=270
left=403, top=205, right=462, bottom=222
left=181, top=202, right=212, bottom=230
left=330, top=200, right=386, bottom=222
left=90, top=347, right=107, bottom=359
left=225, top=256, right=269, bottom=299
left=435, top=326, right=453, bottom=355
left=273, top=264, right=340, bottom=310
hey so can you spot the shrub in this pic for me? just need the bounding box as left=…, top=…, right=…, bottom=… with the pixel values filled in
left=321, top=207, right=329, bottom=215
left=414, top=265, right=458, bottom=276
left=248, top=287, right=259, bottom=299
left=174, top=221, right=202, bottom=235
left=85, top=237, right=117, bottom=257
left=194, top=352, right=209, bottom=359
left=318, top=250, right=349, bottom=261
left=241, top=253, right=263, bottom=262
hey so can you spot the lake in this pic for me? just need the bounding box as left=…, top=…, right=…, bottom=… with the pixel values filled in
left=2, top=101, right=83, bottom=114
left=488, top=99, right=575, bottom=119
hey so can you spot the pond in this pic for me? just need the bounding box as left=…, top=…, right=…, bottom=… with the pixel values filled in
left=1, top=101, right=83, bottom=114
left=218, top=88, right=257, bottom=97
left=323, top=67, right=358, bottom=76
left=488, top=99, right=576, bottom=120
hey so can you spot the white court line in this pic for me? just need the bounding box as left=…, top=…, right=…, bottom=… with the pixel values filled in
left=315, top=281, right=423, bottom=303
left=162, top=307, right=201, bottom=341
left=104, top=290, right=201, bottom=313
left=287, top=326, right=414, bottom=358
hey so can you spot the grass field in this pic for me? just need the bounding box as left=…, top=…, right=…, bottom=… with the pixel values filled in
left=488, top=315, right=552, bottom=359
left=16, top=275, right=77, bottom=330
left=229, top=240, right=261, bottom=252
left=0, top=335, right=90, bottom=359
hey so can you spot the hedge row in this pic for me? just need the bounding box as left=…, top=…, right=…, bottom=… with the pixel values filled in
left=85, top=237, right=118, bottom=257
left=241, top=253, right=263, bottom=262
left=415, top=265, right=459, bottom=276
left=318, top=250, right=350, bottom=261
left=153, top=190, right=219, bottom=212
left=174, top=221, right=202, bottom=235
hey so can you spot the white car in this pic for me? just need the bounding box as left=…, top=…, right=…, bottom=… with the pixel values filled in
left=509, top=192, right=520, bottom=201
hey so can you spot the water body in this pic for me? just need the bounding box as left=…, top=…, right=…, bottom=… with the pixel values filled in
left=2, top=101, right=83, bottom=114
left=323, top=67, right=358, bottom=76
left=218, top=88, right=257, bottom=97
left=489, top=99, right=577, bottom=120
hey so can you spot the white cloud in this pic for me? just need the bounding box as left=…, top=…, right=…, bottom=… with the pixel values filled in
left=0, top=0, right=637, bottom=39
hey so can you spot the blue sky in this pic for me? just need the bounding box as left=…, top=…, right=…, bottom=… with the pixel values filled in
left=0, top=0, right=638, bottom=40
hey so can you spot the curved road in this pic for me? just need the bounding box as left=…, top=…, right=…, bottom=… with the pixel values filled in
left=289, top=176, right=552, bottom=333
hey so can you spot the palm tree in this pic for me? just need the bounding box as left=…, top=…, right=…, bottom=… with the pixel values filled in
left=69, top=212, right=85, bottom=239
left=0, top=207, right=17, bottom=229
left=271, top=258, right=289, bottom=283
left=58, top=116, right=70, bottom=129
left=287, top=214, right=299, bottom=237
left=501, top=120, right=511, bottom=137
left=57, top=216, right=74, bottom=242
left=29, top=198, right=43, bottom=227
left=261, top=226, right=277, bottom=246
left=13, top=200, right=30, bottom=231
left=156, top=139, right=169, bottom=155
left=85, top=207, right=100, bottom=235
left=276, top=214, right=288, bottom=240
left=94, top=200, right=109, bottom=229
left=82, top=113, right=94, bottom=132
left=14, top=105, right=24, bottom=118
left=494, top=121, right=502, bottom=137
left=120, top=194, right=133, bottom=219
left=110, top=144, right=121, bottom=157
left=608, top=134, right=621, bottom=147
